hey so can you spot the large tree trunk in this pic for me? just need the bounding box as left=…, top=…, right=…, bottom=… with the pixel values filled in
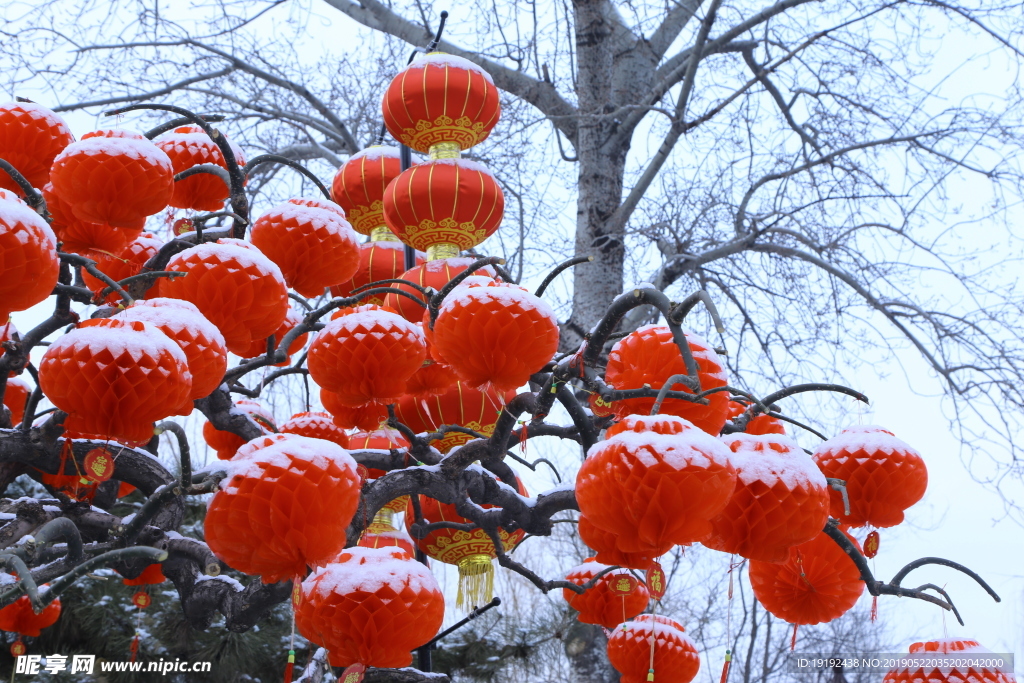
left=565, top=622, right=619, bottom=683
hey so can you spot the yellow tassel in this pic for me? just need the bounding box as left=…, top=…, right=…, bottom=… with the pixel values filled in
left=456, top=555, right=494, bottom=610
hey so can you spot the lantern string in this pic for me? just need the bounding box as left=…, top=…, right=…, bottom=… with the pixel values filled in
left=647, top=599, right=657, bottom=682
left=722, top=556, right=737, bottom=683
left=284, top=582, right=297, bottom=683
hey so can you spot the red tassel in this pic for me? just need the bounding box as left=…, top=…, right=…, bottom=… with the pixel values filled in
left=790, top=623, right=798, bottom=651
left=871, top=595, right=878, bottom=622
left=129, top=635, right=140, bottom=663
left=719, top=650, right=732, bottom=683
left=284, top=649, right=295, bottom=683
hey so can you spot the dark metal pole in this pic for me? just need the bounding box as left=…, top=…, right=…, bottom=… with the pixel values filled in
left=400, top=145, right=417, bottom=271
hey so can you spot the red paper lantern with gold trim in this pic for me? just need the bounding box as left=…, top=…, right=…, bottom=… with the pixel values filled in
left=563, top=558, right=650, bottom=629
left=330, top=240, right=426, bottom=303
left=575, top=414, right=736, bottom=548
left=204, top=433, right=361, bottom=582
left=813, top=425, right=928, bottom=528
left=577, top=515, right=671, bottom=570
left=606, top=325, right=730, bottom=435
left=320, top=389, right=388, bottom=431
left=385, top=257, right=497, bottom=323
left=395, top=382, right=515, bottom=454
left=202, top=399, right=276, bottom=461
left=0, top=102, right=74, bottom=194
left=331, top=146, right=423, bottom=236
left=0, top=196, right=59, bottom=321
left=383, top=158, right=504, bottom=260
left=607, top=614, right=700, bottom=683
left=38, top=317, right=192, bottom=445
left=42, top=182, right=140, bottom=259
left=349, top=427, right=411, bottom=515
left=50, top=130, right=173, bottom=229
left=280, top=411, right=349, bottom=449
left=882, top=639, right=1015, bottom=683
left=748, top=527, right=865, bottom=625
left=357, top=527, right=416, bottom=558
left=81, top=232, right=163, bottom=305
left=3, top=376, right=30, bottom=425
left=296, top=547, right=445, bottom=668
left=0, top=593, right=61, bottom=638
left=382, top=53, right=500, bottom=154
left=704, top=434, right=829, bottom=562
left=155, top=125, right=244, bottom=211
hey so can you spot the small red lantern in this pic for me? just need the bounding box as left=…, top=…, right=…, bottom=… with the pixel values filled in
left=116, top=297, right=228, bottom=404
left=748, top=527, right=865, bottom=625
left=4, top=376, right=30, bottom=425
left=121, top=563, right=166, bottom=586
left=296, top=547, right=445, bottom=668
left=563, top=558, right=650, bottom=629
left=237, top=306, right=308, bottom=365
left=330, top=240, right=426, bottom=303
left=204, top=434, right=361, bottom=583
left=726, top=400, right=786, bottom=435
left=384, top=257, right=496, bottom=322
left=0, top=196, right=59, bottom=321
left=331, top=146, right=422, bottom=237
left=704, top=433, right=830, bottom=562
left=50, top=129, right=174, bottom=229
left=155, top=125, right=245, bottom=211
left=577, top=515, right=672, bottom=570
left=382, top=53, right=500, bottom=154
left=280, top=411, right=349, bottom=449
left=38, top=317, right=192, bottom=445
left=0, top=593, right=61, bottom=637
left=202, top=399, right=276, bottom=461
left=42, top=182, right=140, bottom=259
left=81, top=232, right=163, bottom=304
left=349, top=427, right=412, bottom=516
left=432, top=281, right=559, bottom=393
left=383, top=158, right=504, bottom=260
left=576, top=414, right=737, bottom=549
left=0, top=102, right=74, bottom=194
left=161, top=239, right=289, bottom=355
left=395, top=382, right=515, bottom=454
left=882, top=639, right=1015, bottom=683
left=607, top=614, right=700, bottom=683
left=308, top=307, right=426, bottom=407
left=357, top=526, right=417, bottom=558
left=605, top=326, right=730, bottom=435
left=320, top=389, right=388, bottom=431
left=813, top=425, right=928, bottom=528
left=250, top=199, right=360, bottom=297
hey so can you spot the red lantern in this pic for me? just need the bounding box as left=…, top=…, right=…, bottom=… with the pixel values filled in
left=383, top=158, right=504, bottom=260
left=50, top=129, right=174, bottom=229
left=405, top=357, right=459, bottom=400
left=606, top=326, right=730, bottom=435
left=395, top=382, right=515, bottom=454
left=330, top=240, right=426, bottom=303
left=577, top=515, right=671, bottom=570
left=331, top=146, right=422, bottom=237
left=607, top=614, right=700, bottom=683
left=121, top=563, right=166, bottom=586
left=576, top=414, right=736, bottom=549
left=160, top=239, right=289, bottom=355
left=382, top=53, right=500, bottom=154
left=296, top=546, right=445, bottom=668
left=237, top=306, right=308, bottom=365
left=0, top=593, right=61, bottom=638
left=812, top=425, right=928, bottom=528
left=81, top=232, right=162, bottom=304
left=38, top=317, right=192, bottom=445
left=41, top=182, right=140, bottom=259
left=0, top=102, right=74, bottom=194
left=250, top=199, right=360, bottom=297
left=280, top=411, right=349, bottom=449
left=349, top=427, right=411, bottom=515
left=116, top=297, right=228, bottom=403
left=3, top=376, right=30, bottom=425
left=202, top=399, right=276, bottom=461
left=155, top=125, right=244, bottom=211
left=431, top=281, right=559, bottom=393
left=357, top=527, right=417, bottom=558
left=385, top=257, right=497, bottom=322
left=882, top=639, right=1015, bottom=683
left=0, top=197, right=59, bottom=320
left=204, top=433, right=361, bottom=583
left=0, top=320, right=18, bottom=376
left=563, top=558, right=650, bottom=629
left=704, top=433, right=830, bottom=562
left=407, top=479, right=527, bottom=609
left=307, top=307, right=426, bottom=407
left=748, top=527, right=865, bottom=625
left=726, top=400, right=786, bottom=435
left=320, top=389, right=388, bottom=431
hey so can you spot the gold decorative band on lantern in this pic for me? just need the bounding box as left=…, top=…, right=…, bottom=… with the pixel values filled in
left=368, top=508, right=395, bottom=533
left=456, top=554, right=495, bottom=611
left=429, top=142, right=462, bottom=160
left=370, top=226, right=400, bottom=242
left=426, top=242, right=460, bottom=261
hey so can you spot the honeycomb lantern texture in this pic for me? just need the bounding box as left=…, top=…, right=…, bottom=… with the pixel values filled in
left=41, top=182, right=140, bottom=259
left=576, top=414, right=737, bottom=549
left=330, top=146, right=417, bottom=235
left=432, top=282, right=559, bottom=393
left=395, top=382, right=515, bottom=454
left=812, top=425, right=928, bottom=528
left=562, top=559, right=650, bottom=628
left=204, top=434, right=361, bottom=583
left=280, top=411, right=349, bottom=449
left=607, top=614, right=700, bottom=683
left=577, top=514, right=672, bottom=570
left=202, top=399, right=276, bottom=461
left=0, top=102, right=74, bottom=194
left=704, top=433, right=830, bottom=562
left=384, top=257, right=496, bottom=323
left=882, top=639, right=1015, bottom=683
left=0, top=594, right=61, bottom=637
left=308, top=308, right=426, bottom=406
left=320, top=389, right=388, bottom=431
left=606, top=325, right=730, bottom=435
left=748, top=527, right=865, bottom=625
left=250, top=200, right=360, bottom=297
left=50, top=129, right=173, bottom=229
left=81, top=232, right=163, bottom=304
left=160, top=239, right=289, bottom=355
left=0, top=198, right=59, bottom=320
left=155, top=125, right=244, bottom=211
left=38, top=318, right=192, bottom=445
left=115, top=297, right=228, bottom=401
left=382, top=53, right=500, bottom=153
left=296, top=547, right=445, bottom=668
